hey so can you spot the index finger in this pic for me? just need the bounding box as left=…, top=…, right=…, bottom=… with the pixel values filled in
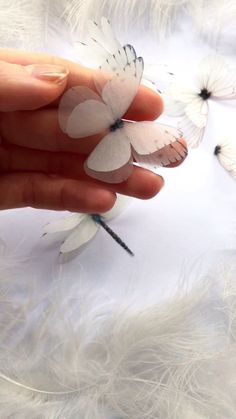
left=0, top=48, right=163, bottom=121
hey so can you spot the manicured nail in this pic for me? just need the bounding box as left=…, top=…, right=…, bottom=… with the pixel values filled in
left=25, top=64, right=69, bottom=85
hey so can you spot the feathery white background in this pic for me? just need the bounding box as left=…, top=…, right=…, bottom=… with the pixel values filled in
left=0, top=1, right=236, bottom=418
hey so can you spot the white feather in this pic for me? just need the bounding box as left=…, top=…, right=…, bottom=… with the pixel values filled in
left=189, top=0, right=236, bottom=47
left=63, top=0, right=192, bottom=40
left=1, top=257, right=236, bottom=417
left=0, top=0, right=67, bottom=52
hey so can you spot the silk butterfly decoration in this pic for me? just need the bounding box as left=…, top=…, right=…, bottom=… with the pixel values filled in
left=74, top=16, right=173, bottom=91
left=59, top=45, right=187, bottom=183
left=43, top=195, right=134, bottom=257
left=214, top=139, right=236, bottom=180
left=164, top=55, right=236, bottom=148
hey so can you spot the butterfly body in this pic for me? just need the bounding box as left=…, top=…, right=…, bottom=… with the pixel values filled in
left=91, top=213, right=134, bottom=256
left=214, top=145, right=221, bottom=156
left=199, top=88, right=211, bottom=100
left=110, top=118, right=124, bottom=131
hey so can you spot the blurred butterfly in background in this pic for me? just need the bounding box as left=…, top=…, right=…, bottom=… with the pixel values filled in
left=59, top=43, right=187, bottom=183
left=214, top=139, right=236, bottom=180
left=74, top=16, right=173, bottom=91
left=43, top=195, right=134, bottom=259
left=164, top=55, right=236, bottom=148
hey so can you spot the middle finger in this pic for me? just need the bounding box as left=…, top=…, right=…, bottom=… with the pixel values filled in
left=0, top=144, right=165, bottom=199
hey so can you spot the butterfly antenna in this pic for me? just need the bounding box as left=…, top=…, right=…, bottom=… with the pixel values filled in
left=91, top=214, right=134, bottom=256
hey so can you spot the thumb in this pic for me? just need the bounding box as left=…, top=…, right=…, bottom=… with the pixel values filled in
left=0, top=60, right=69, bottom=111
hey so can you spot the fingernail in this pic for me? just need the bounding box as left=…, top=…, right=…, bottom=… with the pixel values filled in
left=25, top=64, right=69, bottom=85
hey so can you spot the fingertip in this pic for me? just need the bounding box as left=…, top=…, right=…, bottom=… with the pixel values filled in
left=137, top=171, right=165, bottom=199
left=113, top=167, right=165, bottom=200
left=89, top=189, right=117, bottom=213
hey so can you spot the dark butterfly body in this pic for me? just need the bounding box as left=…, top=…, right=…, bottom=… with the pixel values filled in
left=91, top=214, right=134, bottom=256
left=199, top=88, right=211, bottom=100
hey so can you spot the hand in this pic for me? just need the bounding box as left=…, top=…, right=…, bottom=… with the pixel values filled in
left=0, top=48, right=181, bottom=213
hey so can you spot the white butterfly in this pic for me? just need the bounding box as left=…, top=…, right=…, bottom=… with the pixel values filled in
left=43, top=195, right=133, bottom=257
left=164, top=55, right=236, bottom=148
left=74, top=16, right=173, bottom=91
left=59, top=47, right=187, bottom=183
left=214, top=140, right=236, bottom=180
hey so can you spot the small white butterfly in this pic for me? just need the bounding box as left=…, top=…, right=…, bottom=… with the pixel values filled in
left=43, top=195, right=133, bottom=257
left=59, top=46, right=187, bottom=183
left=164, top=55, right=236, bottom=148
left=214, top=140, right=236, bottom=180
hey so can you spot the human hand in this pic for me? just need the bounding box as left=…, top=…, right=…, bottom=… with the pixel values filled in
left=0, top=48, right=185, bottom=212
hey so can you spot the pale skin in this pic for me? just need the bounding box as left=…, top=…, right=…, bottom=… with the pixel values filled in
left=0, top=48, right=186, bottom=213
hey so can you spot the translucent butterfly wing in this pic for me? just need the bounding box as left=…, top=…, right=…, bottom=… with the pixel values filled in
left=179, top=116, right=205, bottom=148
left=142, top=63, right=174, bottom=88
left=101, top=72, right=141, bottom=121
left=99, top=45, right=138, bottom=76
left=89, top=17, right=137, bottom=73
left=163, top=84, right=197, bottom=117
left=94, top=46, right=144, bottom=94
left=185, top=96, right=208, bottom=128
left=88, top=18, right=121, bottom=56
left=102, top=194, right=132, bottom=221
left=133, top=141, right=187, bottom=169
left=43, top=213, right=85, bottom=234
left=162, top=93, right=187, bottom=117
left=215, top=140, right=236, bottom=179
left=60, top=217, right=98, bottom=253
left=84, top=130, right=133, bottom=183
left=124, top=122, right=187, bottom=167
left=75, top=18, right=137, bottom=71
left=59, top=86, right=115, bottom=138
left=67, top=100, right=114, bottom=138
left=58, top=86, right=114, bottom=138
left=197, top=55, right=236, bottom=99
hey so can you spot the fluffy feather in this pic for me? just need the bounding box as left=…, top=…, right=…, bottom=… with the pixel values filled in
left=62, top=0, right=191, bottom=40
left=1, top=0, right=236, bottom=53
left=0, top=0, right=67, bottom=51
left=62, top=0, right=236, bottom=43
left=1, top=255, right=236, bottom=418
left=189, top=0, right=236, bottom=47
